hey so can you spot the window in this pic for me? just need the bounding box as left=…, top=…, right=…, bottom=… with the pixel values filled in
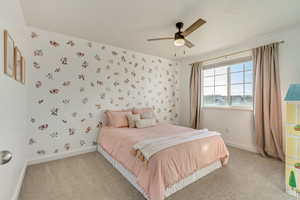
left=202, top=60, right=253, bottom=109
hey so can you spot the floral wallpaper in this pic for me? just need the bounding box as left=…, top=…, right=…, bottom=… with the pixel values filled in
left=28, top=28, right=180, bottom=159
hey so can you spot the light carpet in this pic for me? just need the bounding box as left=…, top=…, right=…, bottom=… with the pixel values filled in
left=19, top=147, right=294, bottom=200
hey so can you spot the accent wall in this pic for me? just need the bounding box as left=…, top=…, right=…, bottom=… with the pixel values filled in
left=28, top=28, right=180, bottom=161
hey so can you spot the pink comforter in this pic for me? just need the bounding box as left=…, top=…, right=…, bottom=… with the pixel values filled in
left=98, top=123, right=229, bottom=200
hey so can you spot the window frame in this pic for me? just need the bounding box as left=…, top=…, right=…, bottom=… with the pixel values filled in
left=201, top=58, right=254, bottom=111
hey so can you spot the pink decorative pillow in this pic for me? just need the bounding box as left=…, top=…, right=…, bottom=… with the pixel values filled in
left=106, top=110, right=132, bottom=128
left=133, top=107, right=153, bottom=114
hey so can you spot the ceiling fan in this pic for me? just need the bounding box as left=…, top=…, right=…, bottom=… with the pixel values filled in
left=147, top=18, right=206, bottom=48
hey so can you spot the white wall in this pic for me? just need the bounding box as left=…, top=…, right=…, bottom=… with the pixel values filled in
left=179, top=24, right=300, bottom=152
left=0, top=0, right=31, bottom=200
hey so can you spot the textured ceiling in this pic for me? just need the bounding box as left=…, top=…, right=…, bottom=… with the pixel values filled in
left=20, top=0, right=300, bottom=59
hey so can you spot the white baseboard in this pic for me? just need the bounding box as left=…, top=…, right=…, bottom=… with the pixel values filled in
left=225, top=141, right=258, bottom=153
left=27, top=146, right=97, bottom=165
left=12, top=162, right=27, bottom=200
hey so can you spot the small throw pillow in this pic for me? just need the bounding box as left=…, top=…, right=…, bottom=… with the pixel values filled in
left=140, top=111, right=154, bottom=119
left=126, top=114, right=141, bottom=128
left=106, top=110, right=132, bottom=128
left=135, top=119, right=156, bottom=128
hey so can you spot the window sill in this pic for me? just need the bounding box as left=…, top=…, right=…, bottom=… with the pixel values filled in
left=202, top=106, right=253, bottom=112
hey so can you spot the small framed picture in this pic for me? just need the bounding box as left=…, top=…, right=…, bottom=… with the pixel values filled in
left=4, top=30, right=15, bottom=78
left=14, top=47, right=22, bottom=82
left=21, top=56, right=26, bottom=84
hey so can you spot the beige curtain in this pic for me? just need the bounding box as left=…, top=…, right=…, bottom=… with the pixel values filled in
left=253, top=42, right=284, bottom=161
left=190, top=62, right=202, bottom=129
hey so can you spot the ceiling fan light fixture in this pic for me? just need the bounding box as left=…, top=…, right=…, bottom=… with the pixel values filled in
left=174, top=38, right=185, bottom=47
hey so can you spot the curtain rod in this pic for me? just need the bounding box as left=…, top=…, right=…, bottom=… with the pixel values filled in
left=191, top=40, right=285, bottom=65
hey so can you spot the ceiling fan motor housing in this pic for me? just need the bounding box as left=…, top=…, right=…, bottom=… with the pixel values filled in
left=175, top=32, right=184, bottom=40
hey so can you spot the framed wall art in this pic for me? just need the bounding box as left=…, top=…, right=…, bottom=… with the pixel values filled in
left=14, top=47, right=22, bottom=82
left=4, top=30, right=15, bottom=78
left=21, top=56, right=26, bottom=84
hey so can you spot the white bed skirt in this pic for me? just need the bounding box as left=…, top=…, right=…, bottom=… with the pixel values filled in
left=97, top=145, right=222, bottom=199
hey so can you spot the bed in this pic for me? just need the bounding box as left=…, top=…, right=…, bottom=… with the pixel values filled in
left=97, top=123, right=229, bottom=200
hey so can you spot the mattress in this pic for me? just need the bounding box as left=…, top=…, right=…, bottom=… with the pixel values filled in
left=98, top=144, right=222, bottom=199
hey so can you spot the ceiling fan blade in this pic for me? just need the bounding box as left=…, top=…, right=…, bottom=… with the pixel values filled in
left=182, top=18, right=206, bottom=37
left=184, top=39, right=195, bottom=48
left=147, top=37, right=173, bottom=41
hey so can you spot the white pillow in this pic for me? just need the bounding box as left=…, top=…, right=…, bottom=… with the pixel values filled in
left=126, top=114, right=141, bottom=128
left=140, top=111, right=154, bottom=119
left=135, top=119, right=156, bottom=128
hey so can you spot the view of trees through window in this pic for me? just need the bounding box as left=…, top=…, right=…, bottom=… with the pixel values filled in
left=203, top=60, right=253, bottom=108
